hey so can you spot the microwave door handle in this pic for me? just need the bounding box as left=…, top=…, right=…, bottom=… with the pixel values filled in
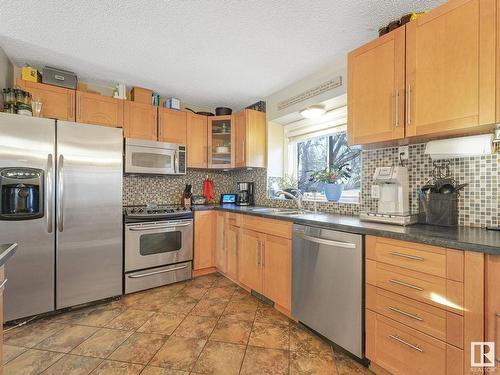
left=174, top=150, right=179, bottom=174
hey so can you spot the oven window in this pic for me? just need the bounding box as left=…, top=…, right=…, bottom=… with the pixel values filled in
left=139, top=232, right=182, bottom=255
left=132, top=152, right=172, bottom=169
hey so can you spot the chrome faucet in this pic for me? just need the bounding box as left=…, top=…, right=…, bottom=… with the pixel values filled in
left=276, top=190, right=303, bottom=211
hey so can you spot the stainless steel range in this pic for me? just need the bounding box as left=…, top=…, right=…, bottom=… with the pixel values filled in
left=124, top=204, right=193, bottom=294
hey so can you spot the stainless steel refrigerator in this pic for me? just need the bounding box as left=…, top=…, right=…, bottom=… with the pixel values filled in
left=0, top=113, right=123, bottom=322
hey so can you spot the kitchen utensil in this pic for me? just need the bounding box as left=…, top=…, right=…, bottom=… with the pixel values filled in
left=185, top=107, right=214, bottom=116
left=454, top=183, right=468, bottom=192
left=202, top=177, right=215, bottom=203
left=215, top=107, right=232, bottom=116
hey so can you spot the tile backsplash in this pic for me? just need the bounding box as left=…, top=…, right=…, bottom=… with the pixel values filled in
left=124, top=143, right=498, bottom=228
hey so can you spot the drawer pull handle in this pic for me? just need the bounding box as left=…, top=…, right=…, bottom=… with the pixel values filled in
left=389, top=252, right=424, bottom=261
left=389, top=334, right=423, bottom=352
left=389, top=279, right=424, bottom=291
left=495, top=312, right=500, bottom=363
left=388, top=306, right=423, bottom=321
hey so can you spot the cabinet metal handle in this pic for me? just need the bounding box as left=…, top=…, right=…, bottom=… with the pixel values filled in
left=46, top=154, right=53, bottom=233
left=406, top=84, right=411, bottom=125
left=0, top=279, right=8, bottom=290
left=128, top=265, right=188, bottom=278
left=388, top=306, right=423, bottom=321
left=77, top=94, right=81, bottom=119
left=57, top=154, right=64, bottom=232
left=389, top=279, right=423, bottom=291
left=261, top=241, right=265, bottom=267
left=256, top=241, right=260, bottom=266
left=389, top=252, right=424, bottom=261
left=395, top=89, right=399, bottom=127
left=389, top=335, right=423, bottom=352
left=495, top=312, right=500, bottom=363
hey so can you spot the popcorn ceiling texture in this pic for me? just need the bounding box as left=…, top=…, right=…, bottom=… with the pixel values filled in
left=124, top=143, right=498, bottom=228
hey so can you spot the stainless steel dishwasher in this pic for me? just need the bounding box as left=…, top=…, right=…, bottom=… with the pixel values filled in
left=292, top=224, right=363, bottom=358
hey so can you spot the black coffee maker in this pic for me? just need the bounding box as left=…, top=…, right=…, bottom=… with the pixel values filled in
left=236, top=182, right=255, bottom=206
left=0, top=167, right=44, bottom=220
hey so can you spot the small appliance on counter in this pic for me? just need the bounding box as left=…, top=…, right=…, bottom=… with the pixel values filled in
left=191, top=195, right=206, bottom=205
left=360, top=166, right=418, bottom=226
left=236, top=182, right=255, bottom=206
left=220, top=193, right=237, bottom=205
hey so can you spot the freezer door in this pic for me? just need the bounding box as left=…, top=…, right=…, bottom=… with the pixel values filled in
left=56, top=121, right=123, bottom=309
left=0, top=113, right=56, bottom=321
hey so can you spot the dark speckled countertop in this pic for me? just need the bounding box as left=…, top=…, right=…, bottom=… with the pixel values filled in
left=192, top=205, right=500, bottom=254
left=0, top=243, right=17, bottom=267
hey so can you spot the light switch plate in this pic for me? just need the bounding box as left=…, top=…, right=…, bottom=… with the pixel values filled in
left=371, top=185, right=380, bottom=199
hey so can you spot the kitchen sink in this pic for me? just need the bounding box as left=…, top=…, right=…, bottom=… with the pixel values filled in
left=248, top=207, right=311, bottom=216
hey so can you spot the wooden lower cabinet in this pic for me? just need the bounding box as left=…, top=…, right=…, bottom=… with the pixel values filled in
left=215, top=211, right=226, bottom=273
left=225, top=225, right=239, bottom=281
left=366, top=310, right=462, bottom=375
left=76, top=91, right=124, bottom=127
left=485, top=254, right=500, bottom=373
left=238, top=228, right=263, bottom=292
left=193, top=211, right=215, bottom=271
left=262, top=234, right=291, bottom=311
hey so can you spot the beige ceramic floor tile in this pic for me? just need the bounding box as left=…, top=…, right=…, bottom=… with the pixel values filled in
left=158, top=296, right=198, bottom=314
left=105, top=309, right=154, bottom=331
left=176, top=285, right=209, bottom=300
left=34, top=325, right=98, bottom=353
left=209, top=316, right=252, bottom=345
left=204, top=287, right=235, bottom=300
left=138, top=312, right=186, bottom=335
left=5, top=321, right=66, bottom=348
left=141, top=366, right=190, bottom=375
left=90, top=359, right=144, bottom=375
left=248, top=322, right=290, bottom=350
left=4, top=349, right=63, bottom=375
left=290, top=350, right=338, bottom=375
left=334, top=350, right=372, bottom=375
left=289, top=324, right=332, bottom=354
left=173, top=315, right=218, bottom=339
left=190, top=298, right=230, bottom=317
left=41, top=354, right=102, bottom=375
left=149, top=336, right=207, bottom=371
left=69, top=304, right=126, bottom=327
left=108, top=332, right=167, bottom=364
left=255, top=307, right=290, bottom=326
left=3, top=344, right=28, bottom=364
left=192, top=341, right=246, bottom=375
left=240, top=346, right=289, bottom=375
left=70, top=328, right=132, bottom=358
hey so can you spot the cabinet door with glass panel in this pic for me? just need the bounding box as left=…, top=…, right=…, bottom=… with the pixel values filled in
left=208, top=115, right=235, bottom=168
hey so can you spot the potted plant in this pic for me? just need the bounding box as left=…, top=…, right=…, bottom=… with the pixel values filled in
left=279, top=174, right=299, bottom=199
left=309, top=147, right=360, bottom=202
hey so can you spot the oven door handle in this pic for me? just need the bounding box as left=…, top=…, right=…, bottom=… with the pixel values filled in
left=127, top=265, right=188, bottom=278
left=128, top=223, right=192, bottom=231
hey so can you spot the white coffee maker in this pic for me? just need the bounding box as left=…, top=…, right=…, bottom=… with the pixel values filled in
left=360, top=166, right=417, bottom=226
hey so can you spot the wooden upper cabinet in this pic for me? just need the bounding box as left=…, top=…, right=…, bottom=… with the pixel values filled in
left=76, top=91, right=124, bottom=128
left=16, top=79, right=75, bottom=121
left=406, top=0, right=496, bottom=137
left=347, top=27, right=405, bottom=145
left=186, top=113, right=208, bottom=168
left=235, top=109, right=267, bottom=168
left=158, top=108, right=187, bottom=144
left=262, top=234, right=291, bottom=310
left=123, top=101, right=158, bottom=140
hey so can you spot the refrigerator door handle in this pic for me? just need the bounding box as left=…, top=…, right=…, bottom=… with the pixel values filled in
left=57, top=154, right=64, bottom=232
left=46, top=154, right=53, bottom=233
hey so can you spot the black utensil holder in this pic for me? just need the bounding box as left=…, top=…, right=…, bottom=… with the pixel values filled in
left=419, top=192, right=458, bottom=227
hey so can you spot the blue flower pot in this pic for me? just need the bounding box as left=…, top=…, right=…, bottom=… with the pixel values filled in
left=324, top=183, right=344, bottom=202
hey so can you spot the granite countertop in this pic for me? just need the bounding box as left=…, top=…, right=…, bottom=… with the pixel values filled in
left=0, top=243, right=17, bottom=267
left=192, top=205, right=500, bottom=255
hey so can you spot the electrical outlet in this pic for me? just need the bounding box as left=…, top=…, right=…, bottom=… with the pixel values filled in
left=398, top=146, right=409, bottom=160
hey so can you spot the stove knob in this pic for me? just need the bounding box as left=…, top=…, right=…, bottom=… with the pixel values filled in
left=138, top=208, right=144, bottom=213
left=130, top=209, right=136, bottom=214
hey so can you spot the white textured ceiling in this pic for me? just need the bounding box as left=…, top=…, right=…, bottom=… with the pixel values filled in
left=0, top=0, right=444, bottom=109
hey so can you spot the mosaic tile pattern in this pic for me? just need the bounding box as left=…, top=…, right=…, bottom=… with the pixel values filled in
left=361, top=144, right=499, bottom=228
left=124, top=144, right=498, bottom=227
left=3, top=274, right=370, bottom=375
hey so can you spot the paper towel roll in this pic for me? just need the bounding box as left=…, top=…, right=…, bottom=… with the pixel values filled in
left=424, top=134, right=493, bottom=160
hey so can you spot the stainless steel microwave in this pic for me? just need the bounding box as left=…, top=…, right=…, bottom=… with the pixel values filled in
left=125, top=138, right=186, bottom=175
